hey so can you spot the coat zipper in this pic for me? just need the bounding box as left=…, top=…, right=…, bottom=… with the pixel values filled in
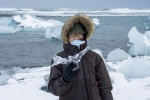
left=79, top=62, right=89, bottom=100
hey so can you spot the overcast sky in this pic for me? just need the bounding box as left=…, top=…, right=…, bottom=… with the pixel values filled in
left=1, top=0, right=150, bottom=9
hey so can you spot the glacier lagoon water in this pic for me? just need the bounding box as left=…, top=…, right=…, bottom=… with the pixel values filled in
left=0, top=16, right=147, bottom=68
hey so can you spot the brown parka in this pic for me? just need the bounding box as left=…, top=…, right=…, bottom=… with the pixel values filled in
left=48, top=14, right=113, bottom=100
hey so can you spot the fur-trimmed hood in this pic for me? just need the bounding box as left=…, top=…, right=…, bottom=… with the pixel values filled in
left=61, top=14, right=95, bottom=43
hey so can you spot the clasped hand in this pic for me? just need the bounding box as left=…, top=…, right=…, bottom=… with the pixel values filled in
left=63, top=62, right=80, bottom=83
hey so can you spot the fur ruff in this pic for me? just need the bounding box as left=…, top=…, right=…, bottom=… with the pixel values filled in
left=61, top=14, right=95, bottom=43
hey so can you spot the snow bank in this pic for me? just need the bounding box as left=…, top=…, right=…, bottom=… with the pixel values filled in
left=109, top=71, right=128, bottom=86
left=118, top=57, right=150, bottom=78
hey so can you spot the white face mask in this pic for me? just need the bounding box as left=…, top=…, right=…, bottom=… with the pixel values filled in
left=70, top=40, right=85, bottom=48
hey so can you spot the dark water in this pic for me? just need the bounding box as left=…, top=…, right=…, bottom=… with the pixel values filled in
left=0, top=16, right=147, bottom=69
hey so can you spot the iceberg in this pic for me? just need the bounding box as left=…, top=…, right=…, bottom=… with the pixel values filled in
left=44, top=20, right=64, bottom=39
left=128, top=26, right=150, bottom=56
left=13, top=15, right=54, bottom=31
left=0, top=17, right=22, bottom=33
left=13, top=14, right=64, bottom=38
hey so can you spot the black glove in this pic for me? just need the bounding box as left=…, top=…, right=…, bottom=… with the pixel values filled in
left=62, top=62, right=80, bottom=83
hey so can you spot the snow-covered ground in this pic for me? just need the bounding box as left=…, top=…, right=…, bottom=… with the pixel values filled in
left=0, top=66, right=58, bottom=100
left=0, top=54, right=150, bottom=100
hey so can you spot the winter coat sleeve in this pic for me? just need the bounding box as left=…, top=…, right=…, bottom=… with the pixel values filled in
left=95, top=56, right=113, bottom=100
left=48, top=60, right=71, bottom=96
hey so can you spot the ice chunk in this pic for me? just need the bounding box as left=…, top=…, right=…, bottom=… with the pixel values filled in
left=52, top=47, right=90, bottom=70
left=107, top=48, right=131, bottom=62
left=128, top=26, right=150, bottom=56
left=92, top=18, right=100, bottom=26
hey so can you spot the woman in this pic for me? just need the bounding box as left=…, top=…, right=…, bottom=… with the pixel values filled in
left=48, top=14, right=113, bottom=100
